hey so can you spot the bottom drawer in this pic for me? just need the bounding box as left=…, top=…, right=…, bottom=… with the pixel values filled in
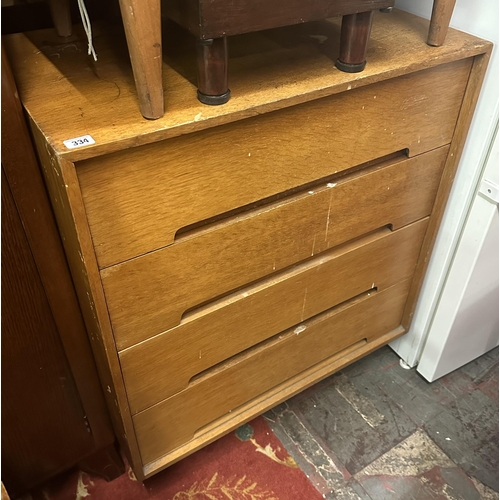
left=134, top=278, right=412, bottom=464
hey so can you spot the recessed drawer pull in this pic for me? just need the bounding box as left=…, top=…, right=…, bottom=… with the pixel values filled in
left=174, top=150, right=409, bottom=243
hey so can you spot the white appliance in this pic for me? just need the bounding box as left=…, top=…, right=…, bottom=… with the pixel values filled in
left=417, top=126, right=498, bottom=381
left=390, top=0, right=499, bottom=381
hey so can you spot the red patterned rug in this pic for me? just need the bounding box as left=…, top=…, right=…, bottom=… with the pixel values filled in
left=30, top=417, right=324, bottom=500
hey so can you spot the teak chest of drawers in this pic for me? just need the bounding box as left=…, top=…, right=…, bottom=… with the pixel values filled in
left=4, top=10, right=491, bottom=480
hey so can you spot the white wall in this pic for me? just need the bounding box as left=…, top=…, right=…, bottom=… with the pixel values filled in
left=390, top=0, right=499, bottom=366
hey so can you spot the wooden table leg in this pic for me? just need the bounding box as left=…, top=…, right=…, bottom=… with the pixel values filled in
left=428, top=0, right=457, bottom=46
left=196, top=36, right=231, bottom=105
left=118, top=0, right=164, bottom=119
left=335, top=11, right=374, bottom=73
left=48, top=0, right=72, bottom=37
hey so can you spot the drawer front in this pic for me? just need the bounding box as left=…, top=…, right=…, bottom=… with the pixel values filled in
left=101, top=147, right=446, bottom=347
left=121, top=218, right=428, bottom=413
left=133, top=279, right=411, bottom=464
left=78, top=59, right=470, bottom=269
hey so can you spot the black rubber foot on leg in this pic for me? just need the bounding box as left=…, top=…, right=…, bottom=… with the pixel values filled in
left=335, top=59, right=366, bottom=73
left=197, top=89, right=231, bottom=105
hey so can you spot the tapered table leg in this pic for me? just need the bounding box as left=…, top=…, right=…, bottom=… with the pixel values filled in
left=196, top=37, right=231, bottom=105
left=335, top=11, right=374, bottom=73
left=48, top=0, right=72, bottom=37
left=118, top=0, right=164, bottom=119
left=428, top=0, right=457, bottom=47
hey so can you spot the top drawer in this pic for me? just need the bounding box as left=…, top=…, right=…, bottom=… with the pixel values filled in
left=76, top=59, right=471, bottom=269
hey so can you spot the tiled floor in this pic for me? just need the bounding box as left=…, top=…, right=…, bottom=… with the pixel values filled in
left=265, top=346, right=499, bottom=499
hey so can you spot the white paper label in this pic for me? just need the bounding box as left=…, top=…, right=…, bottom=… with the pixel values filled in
left=63, top=135, right=95, bottom=149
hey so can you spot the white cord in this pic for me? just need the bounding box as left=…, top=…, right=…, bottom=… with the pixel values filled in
left=77, top=0, right=97, bottom=61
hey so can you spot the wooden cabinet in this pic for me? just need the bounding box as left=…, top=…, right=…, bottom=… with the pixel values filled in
left=1, top=50, right=122, bottom=496
left=3, top=10, right=491, bottom=481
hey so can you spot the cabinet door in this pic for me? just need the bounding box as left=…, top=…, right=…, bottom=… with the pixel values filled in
left=1, top=171, right=94, bottom=494
left=1, top=47, right=117, bottom=496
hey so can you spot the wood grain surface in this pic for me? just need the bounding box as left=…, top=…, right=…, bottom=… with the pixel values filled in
left=121, top=218, right=428, bottom=414
left=47, top=0, right=72, bottom=37
left=1, top=48, right=116, bottom=494
left=142, top=324, right=406, bottom=477
left=76, top=58, right=465, bottom=268
left=3, top=10, right=490, bottom=160
left=118, top=0, right=163, bottom=119
left=401, top=51, right=492, bottom=330
left=28, top=125, right=145, bottom=479
left=1, top=47, right=113, bottom=452
left=336, top=11, right=374, bottom=68
left=428, top=0, right=457, bottom=46
left=101, top=147, right=446, bottom=346
left=163, top=0, right=393, bottom=39
left=10, top=9, right=491, bottom=481
left=1, top=483, right=11, bottom=500
left=134, top=280, right=411, bottom=464
left=1, top=171, right=92, bottom=492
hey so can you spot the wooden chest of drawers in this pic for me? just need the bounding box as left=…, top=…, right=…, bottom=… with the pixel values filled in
left=4, top=10, right=491, bottom=480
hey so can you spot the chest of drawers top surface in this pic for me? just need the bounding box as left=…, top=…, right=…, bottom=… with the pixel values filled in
left=4, top=9, right=489, bottom=162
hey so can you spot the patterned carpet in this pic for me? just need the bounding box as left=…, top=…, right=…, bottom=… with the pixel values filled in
left=22, top=417, right=323, bottom=500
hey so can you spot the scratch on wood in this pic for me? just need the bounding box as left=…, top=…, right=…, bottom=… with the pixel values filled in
left=301, top=288, right=308, bottom=321
left=325, top=192, right=333, bottom=241
left=311, top=235, right=316, bottom=256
